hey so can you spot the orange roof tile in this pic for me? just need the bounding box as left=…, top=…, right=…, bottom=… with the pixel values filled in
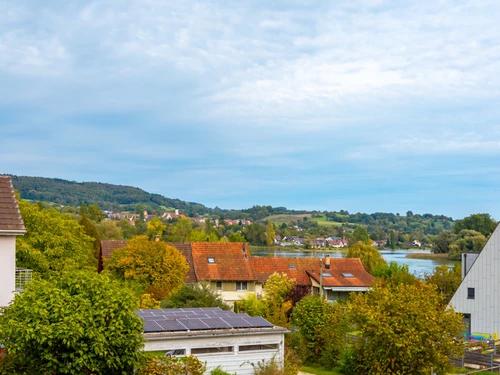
left=307, top=258, right=376, bottom=288
left=0, top=176, right=25, bottom=233
left=190, top=242, right=255, bottom=281
left=251, top=257, right=322, bottom=286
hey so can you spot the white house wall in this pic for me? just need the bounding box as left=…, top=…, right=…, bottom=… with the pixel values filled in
left=0, top=236, right=16, bottom=307
left=449, top=224, right=500, bottom=335
left=144, top=330, right=285, bottom=375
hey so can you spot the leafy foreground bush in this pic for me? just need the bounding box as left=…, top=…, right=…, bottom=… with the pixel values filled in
left=251, top=347, right=301, bottom=375
left=210, top=365, right=236, bottom=375
left=137, top=356, right=206, bottom=375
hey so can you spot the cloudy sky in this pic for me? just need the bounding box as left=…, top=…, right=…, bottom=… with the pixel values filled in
left=2, top=0, right=500, bottom=219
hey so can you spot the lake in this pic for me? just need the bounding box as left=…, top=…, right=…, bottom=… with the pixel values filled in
left=250, top=248, right=458, bottom=277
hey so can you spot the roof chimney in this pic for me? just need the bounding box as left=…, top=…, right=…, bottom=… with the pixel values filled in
left=324, top=255, right=331, bottom=270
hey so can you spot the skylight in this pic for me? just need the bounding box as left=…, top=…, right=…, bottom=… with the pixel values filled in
left=321, top=272, right=332, bottom=277
left=342, top=273, right=354, bottom=278
left=207, top=257, right=215, bottom=264
left=289, top=264, right=295, bottom=269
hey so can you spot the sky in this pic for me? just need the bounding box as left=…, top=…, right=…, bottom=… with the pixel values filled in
left=1, top=0, right=500, bottom=220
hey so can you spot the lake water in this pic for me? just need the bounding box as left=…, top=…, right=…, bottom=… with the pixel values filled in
left=251, top=248, right=458, bottom=277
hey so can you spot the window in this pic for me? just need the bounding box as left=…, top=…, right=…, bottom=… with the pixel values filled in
left=216, top=281, right=222, bottom=291
left=165, top=349, right=186, bottom=356
left=289, top=264, right=295, bottom=269
left=468, top=287, right=475, bottom=299
left=191, top=346, right=233, bottom=355
left=239, top=344, right=279, bottom=352
left=321, top=272, right=332, bottom=277
left=207, top=257, right=215, bottom=264
left=236, top=281, right=248, bottom=291
left=342, top=273, right=354, bottom=278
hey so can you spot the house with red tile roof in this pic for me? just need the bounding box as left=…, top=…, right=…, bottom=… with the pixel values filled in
left=190, top=242, right=256, bottom=303
left=306, top=257, right=376, bottom=302
left=0, top=176, right=27, bottom=306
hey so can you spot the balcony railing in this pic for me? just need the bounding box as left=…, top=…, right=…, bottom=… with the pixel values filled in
left=15, top=268, right=33, bottom=292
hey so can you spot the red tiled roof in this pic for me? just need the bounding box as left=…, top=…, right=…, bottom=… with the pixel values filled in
left=100, top=240, right=128, bottom=260
left=190, top=242, right=255, bottom=281
left=307, top=258, right=376, bottom=288
left=0, top=176, right=26, bottom=234
left=167, top=243, right=197, bottom=284
left=251, top=257, right=322, bottom=286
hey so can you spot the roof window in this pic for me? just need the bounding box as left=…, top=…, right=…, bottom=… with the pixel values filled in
left=289, top=264, right=295, bottom=269
left=207, top=257, right=215, bottom=264
left=342, top=273, right=354, bottom=278
left=321, top=272, right=332, bottom=277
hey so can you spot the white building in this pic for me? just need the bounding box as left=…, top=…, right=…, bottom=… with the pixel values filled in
left=0, top=176, right=26, bottom=307
left=449, top=224, right=500, bottom=336
left=138, top=307, right=287, bottom=375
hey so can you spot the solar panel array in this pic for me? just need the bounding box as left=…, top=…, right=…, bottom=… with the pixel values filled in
left=137, top=307, right=274, bottom=333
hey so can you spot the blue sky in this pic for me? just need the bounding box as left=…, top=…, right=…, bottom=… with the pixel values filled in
left=2, top=0, right=500, bottom=219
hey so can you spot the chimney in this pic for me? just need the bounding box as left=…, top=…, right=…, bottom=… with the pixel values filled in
left=175, top=209, right=179, bottom=215
left=324, top=255, right=331, bottom=270
left=154, top=235, right=160, bottom=242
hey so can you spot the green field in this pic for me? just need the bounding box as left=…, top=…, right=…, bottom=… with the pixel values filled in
left=262, top=214, right=312, bottom=223
left=310, top=214, right=346, bottom=227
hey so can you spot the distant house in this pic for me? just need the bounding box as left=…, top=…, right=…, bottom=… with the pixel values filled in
left=138, top=307, right=287, bottom=375
left=0, top=176, right=27, bottom=307
left=306, top=257, right=376, bottom=302
left=161, top=209, right=186, bottom=221
left=449, top=224, right=500, bottom=336
left=190, top=242, right=256, bottom=303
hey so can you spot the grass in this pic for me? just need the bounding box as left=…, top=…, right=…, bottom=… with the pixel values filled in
left=300, top=365, right=341, bottom=375
left=262, top=214, right=312, bottom=224
left=309, top=214, right=345, bottom=227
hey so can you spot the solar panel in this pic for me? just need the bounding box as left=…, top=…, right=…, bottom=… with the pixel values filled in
left=224, top=317, right=253, bottom=328
left=202, top=318, right=231, bottom=329
left=159, top=319, right=188, bottom=331
left=179, top=319, right=209, bottom=330
left=244, top=316, right=274, bottom=328
left=143, top=321, right=162, bottom=332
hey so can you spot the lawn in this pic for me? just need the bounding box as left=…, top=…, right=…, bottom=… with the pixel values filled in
left=263, top=214, right=312, bottom=224
left=310, top=214, right=345, bottom=227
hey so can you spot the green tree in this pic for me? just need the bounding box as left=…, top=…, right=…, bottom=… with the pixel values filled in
left=79, top=201, right=88, bottom=216
left=88, top=203, right=103, bottom=222
left=352, top=226, right=370, bottom=244
left=96, top=220, right=123, bottom=240
left=432, top=230, right=456, bottom=253
left=348, top=282, right=465, bottom=375
left=424, top=264, right=462, bottom=304
left=169, top=217, right=193, bottom=242
left=346, top=243, right=386, bottom=274
left=266, top=220, right=276, bottom=246
left=162, top=282, right=230, bottom=310
left=448, top=229, right=487, bottom=260
left=454, top=213, right=497, bottom=237
left=117, top=219, right=138, bottom=239
left=79, top=213, right=101, bottom=258
left=372, top=261, right=418, bottom=286
left=16, top=201, right=95, bottom=276
left=243, top=223, right=266, bottom=245
left=228, top=231, right=246, bottom=242
left=106, top=236, right=188, bottom=300
left=0, top=270, right=144, bottom=375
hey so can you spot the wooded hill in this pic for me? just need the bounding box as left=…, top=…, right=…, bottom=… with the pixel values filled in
left=8, top=174, right=454, bottom=237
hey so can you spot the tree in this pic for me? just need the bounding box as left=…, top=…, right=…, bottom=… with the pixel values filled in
left=352, top=226, right=370, bottom=244
left=88, top=203, right=104, bottom=222
left=346, top=243, right=386, bottom=274
left=432, top=230, right=456, bottom=253
left=228, top=231, right=246, bottom=242
left=162, top=282, right=230, bottom=310
left=448, top=229, right=487, bottom=260
left=372, top=261, right=418, bottom=286
left=79, top=213, right=101, bottom=257
left=117, top=219, right=138, bottom=239
left=454, top=213, right=497, bottom=237
left=16, top=201, right=95, bottom=276
left=169, top=217, right=193, bottom=242
left=106, top=236, right=189, bottom=300
left=147, top=217, right=167, bottom=239
left=424, top=264, right=462, bottom=304
left=96, top=220, right=123, bottom=240
left=266, top=220, right=276, bottom=246
left=79, top=201, right=88, bottom=216
left=0, top=270, right=144, bottom=375
left=348, top=282, right=465, bottom=375
left=243, top=223, right=266, bottom=245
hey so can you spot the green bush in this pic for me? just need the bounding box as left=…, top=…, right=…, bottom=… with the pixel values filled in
left=210, top=366, right=236, bottom=375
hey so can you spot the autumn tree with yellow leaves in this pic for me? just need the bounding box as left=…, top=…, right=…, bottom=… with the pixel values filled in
left=106, top=236, right=188, bottom=300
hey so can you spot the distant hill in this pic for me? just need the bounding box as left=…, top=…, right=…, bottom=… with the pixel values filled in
left=9, top=175, right=211, bottom=216
left=7, top=175, right=454, bottom=238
